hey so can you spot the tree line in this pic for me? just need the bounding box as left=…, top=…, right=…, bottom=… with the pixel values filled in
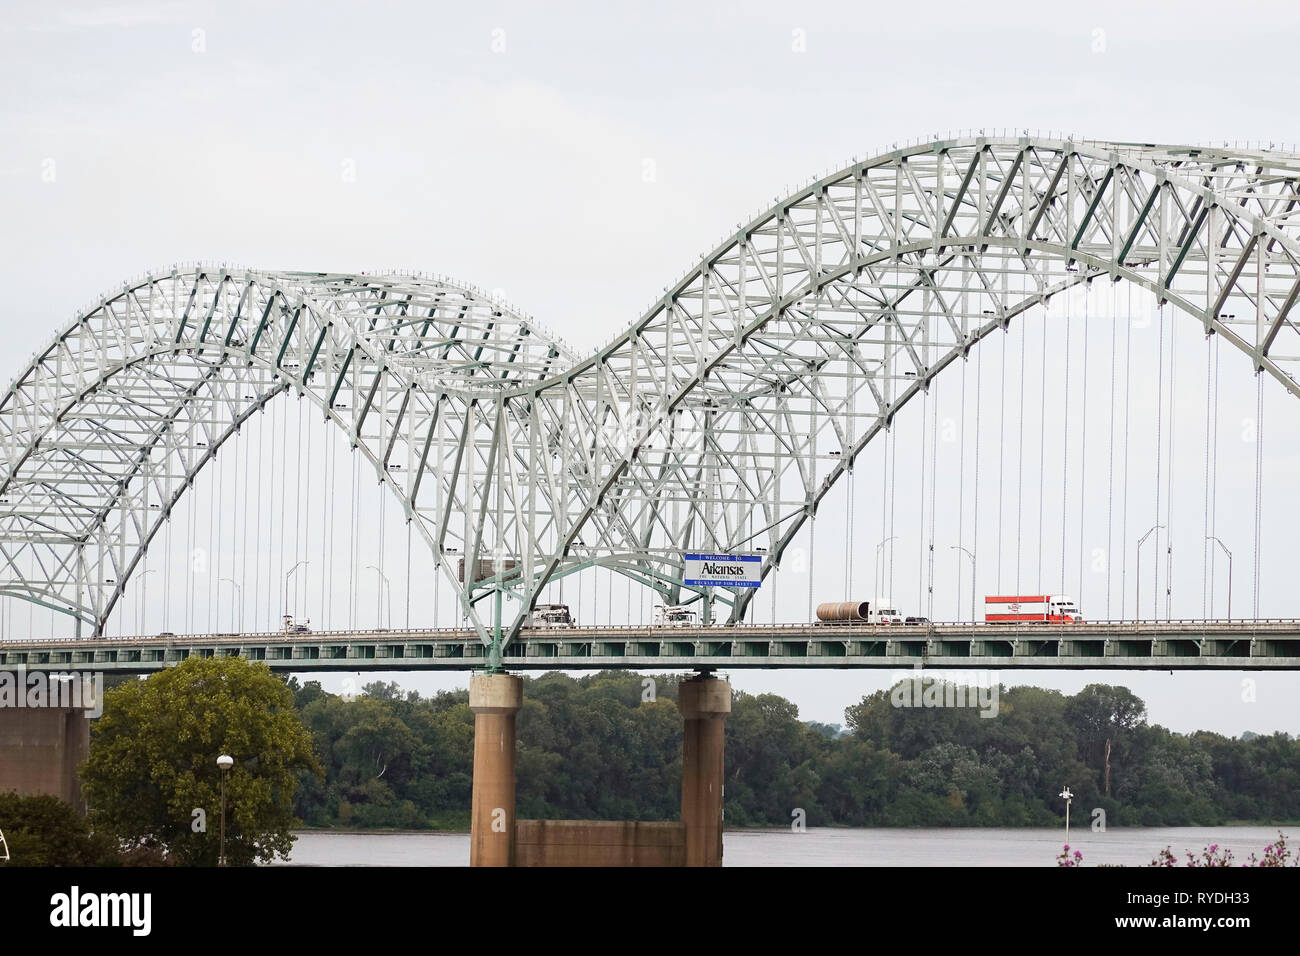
left=287, top=672, right=1300, bottom=830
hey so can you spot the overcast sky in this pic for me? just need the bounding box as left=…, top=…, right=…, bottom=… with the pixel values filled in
left=3, top=0, right=1299, bottom=736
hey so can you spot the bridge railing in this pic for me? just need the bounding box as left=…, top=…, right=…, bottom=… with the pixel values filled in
left=3, top=618, right=1300, bottom=646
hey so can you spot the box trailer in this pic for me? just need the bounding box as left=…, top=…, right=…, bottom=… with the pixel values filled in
left=984, top=595, right=1083, bottom=623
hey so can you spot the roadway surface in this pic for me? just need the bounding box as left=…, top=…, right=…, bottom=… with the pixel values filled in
left=2, top=620, right=1300, bottom=673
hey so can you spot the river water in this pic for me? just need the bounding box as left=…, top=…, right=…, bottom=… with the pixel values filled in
left=283, top=826, right=1292, bottom=866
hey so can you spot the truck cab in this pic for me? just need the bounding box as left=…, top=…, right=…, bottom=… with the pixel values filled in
left=526, top=603, right=575, bottom=628
left=870, top=604, right=903, bottom=625
left=653, top=605, right=698, bottom=626
left=1048, top=597, right=1083, bottom=622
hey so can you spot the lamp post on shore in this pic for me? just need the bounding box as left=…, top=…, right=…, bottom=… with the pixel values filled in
left=217, top=753, right=233, bottom=867
left=1059, top=785, right=1074, bottom=846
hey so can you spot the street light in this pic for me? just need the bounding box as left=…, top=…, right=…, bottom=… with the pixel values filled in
left=284, top=560, right=309, bottom=626
left=1206, top=536, right=1233, bottom=621
left=366, top=565, right=392, bottom=630
left=220, top=578, right=242, bottom=633
left=137, top=568, right=156, bottom=635
left=950, top=546, right=976, bottom=623
left=875, top=536, right=899, bottom=601
left=1059, top=786, right=1074, bottom=846
left=1135, top=525, right=1164, bottom=622
left=216, top=753, right=233, bottom=867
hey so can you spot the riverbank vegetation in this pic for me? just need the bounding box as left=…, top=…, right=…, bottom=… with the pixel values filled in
left=286, top=673, right=1300, bottom=830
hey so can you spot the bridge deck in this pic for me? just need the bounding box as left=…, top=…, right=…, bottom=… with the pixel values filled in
left=2, top=621, right=1300, bottom=672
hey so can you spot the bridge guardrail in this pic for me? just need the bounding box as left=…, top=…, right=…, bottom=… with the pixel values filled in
left=1, top=618, right=1298, bottom=648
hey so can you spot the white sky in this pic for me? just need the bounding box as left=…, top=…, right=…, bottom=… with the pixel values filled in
left=3, top=0, right=1299, bottom=736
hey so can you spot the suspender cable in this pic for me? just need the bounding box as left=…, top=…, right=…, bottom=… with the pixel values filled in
left=1078, top=284, right=1090, bottom=605
left=1106, top=280, right=1117, bottom=618
left=917, top=387, right=927, bottom=613
left=847, top=363, right=856, bottom=601
left=997, top=319, right=1007, bottom=589
left=1119, top=282, right=1133, bottom=619
left=378, top=469, right=386, bottom=628
left=304, top=393, right=312, bottom=626
left=321, top=416, right=331, bottom=628
left=230, top=414, right=241, bottom=630
left=240, top=399, right=251, bottom=632
left=973, top=318, right=983, bottom=619
left=807, top=513, right=815, bottom=623
left=1165, top=304, right=1176, bottom=617
left=164, top=475, right=172, bottom=632
left=881, top=405, right=889, bottom=601
left=186, top=430, right=196, bottom=635
left=1061, top=289, right=1071, bottom=593
left=1210, top=336, right=1221, bottom=613
left=1202, top=332, right=1212, bottom=619
left=1016, top=280, right=1026, bottom=600
left=255, top=399, right=266, bottom=629
left=1153, top=302, right=1166, bottom=620
left=298, top=397, right=307, bottom=618
left=889, top=421, right=898, bottom=600
left=279, top=383, right=289, bottom=623
left=214, top=424, right=224, bottom=630
left=1036, top=301, right=1047, bottom=596
left=957, top=346, right=967, bottom=619
left=208, top=421, right=219, bottom=632
left=1254, top=374, right=1263, bottom=619
left=350, top=448, right=359, bottom=629
left=928, top=376, right=939, bottom=619
left=846, top=469, right=854, bottom=601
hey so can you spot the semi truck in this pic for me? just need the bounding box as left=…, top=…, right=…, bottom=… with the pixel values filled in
left=525, top=604, right=576, bottom=628
left=815, top=601, right=904, bottom=625
left=653, top=605, right=698, bottom=626
left=984, top=594, right=1084, bottom=623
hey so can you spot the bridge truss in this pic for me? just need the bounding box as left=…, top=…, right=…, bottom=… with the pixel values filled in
left=4, top=136, right=1300, bottom=668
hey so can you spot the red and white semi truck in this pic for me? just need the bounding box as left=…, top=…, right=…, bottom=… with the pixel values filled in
left=984, top=595, right=1084, bottom=623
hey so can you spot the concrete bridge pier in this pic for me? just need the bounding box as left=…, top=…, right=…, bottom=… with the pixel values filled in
left=467, top=671, right=731, bottom=866
left=677, top=675, right=732, bottom=867
left=0, top=706, right=90, bottom=812
left=468, top=673, right=524, bottom=866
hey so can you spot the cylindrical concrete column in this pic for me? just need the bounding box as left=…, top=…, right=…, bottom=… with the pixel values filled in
left=677, top=676, right=731, bottom=867
left=469, top=673, right=524, bottom=867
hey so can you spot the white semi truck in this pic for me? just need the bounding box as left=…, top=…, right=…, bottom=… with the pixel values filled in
left=984, top=594, right=1084, bottom=623
left=525, top=604, right=576, bottom=628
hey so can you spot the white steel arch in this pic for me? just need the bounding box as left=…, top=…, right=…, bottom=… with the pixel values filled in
left=516, top=136, right=1300, bottom=643
left=0, top=269, right=573, bottom=637
left=6, top=137, right=1300, bottom=665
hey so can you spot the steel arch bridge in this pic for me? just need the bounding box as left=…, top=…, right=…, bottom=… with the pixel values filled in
left=5, top=136, right=1300, bottom=667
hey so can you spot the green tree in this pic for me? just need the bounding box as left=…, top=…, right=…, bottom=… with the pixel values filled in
left=0, top=792, right=120, bottom=866
left=81, top=656, right=321, bottom=865
left=1064, top=684, right=1146, bottom=797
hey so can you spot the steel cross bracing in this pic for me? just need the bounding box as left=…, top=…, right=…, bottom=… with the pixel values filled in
left=4, top=137, right=1300, bottom=665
